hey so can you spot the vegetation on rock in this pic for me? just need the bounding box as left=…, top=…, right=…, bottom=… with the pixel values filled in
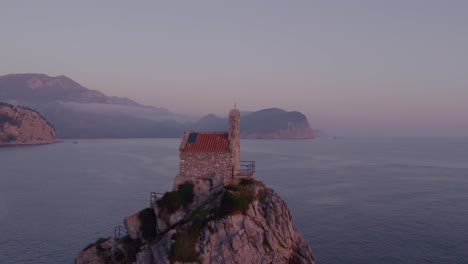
left=170, top=221, right=202, bottom=263
left=138, top=208, right=157, bottom=241
left=157, top=182, right=194, bottom=213
left=0, top=113, right=19, bottom=127
left=77, top=179, right=315, bottom=264
left=218, top=179, right=255, bottom=217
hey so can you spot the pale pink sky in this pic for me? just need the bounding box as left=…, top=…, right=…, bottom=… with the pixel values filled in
left=1, top=1, right=467, bottom=137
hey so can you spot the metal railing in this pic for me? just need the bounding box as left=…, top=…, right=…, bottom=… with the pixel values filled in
left=114, top=225, right=127, bottom=239
left=233, top=161, right=255, bottom=177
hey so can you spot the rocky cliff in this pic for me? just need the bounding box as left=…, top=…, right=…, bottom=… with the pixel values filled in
left=77, top=180, right=315, bottom=264
left=0, top=102, right=58, bottom=145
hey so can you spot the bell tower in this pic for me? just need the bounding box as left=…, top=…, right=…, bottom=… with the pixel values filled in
left=228, top=107, right=240, bottom=174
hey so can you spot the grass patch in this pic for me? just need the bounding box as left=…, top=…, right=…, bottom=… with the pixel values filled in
left=170, top=221, right=202, bottom=263
left=170, top=204, right=216, bottom=263
left=157, top=183, right=194, bottom=214
left=138, top=208, right=157, bottom=241
left=188, top=207, right=215, bottom=222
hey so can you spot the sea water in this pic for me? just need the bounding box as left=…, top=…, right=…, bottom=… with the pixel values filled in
left=1, top=138, right=468, bottom=264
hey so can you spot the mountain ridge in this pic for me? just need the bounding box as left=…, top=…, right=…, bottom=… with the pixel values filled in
left=0, top=73, right=315, bottom=139
left=0, top=73, right=145, bottom=107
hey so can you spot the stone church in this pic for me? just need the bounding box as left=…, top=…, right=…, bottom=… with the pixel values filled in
left=173, top=108, right=255, bottom=197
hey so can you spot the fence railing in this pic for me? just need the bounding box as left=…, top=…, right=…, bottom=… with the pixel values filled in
left=233, top=161, right=255, bottom=177
left=114, top=225, right=127, bottom=239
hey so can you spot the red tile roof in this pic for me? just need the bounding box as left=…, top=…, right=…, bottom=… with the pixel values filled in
left=182, top=132, right=230, bottom=152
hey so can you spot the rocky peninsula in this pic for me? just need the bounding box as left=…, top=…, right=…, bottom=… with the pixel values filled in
left=77, top=108, right=315, bottom=263
left=77, top=180, right=315, bottom=264
left=0, top=102, right=58, bottom=145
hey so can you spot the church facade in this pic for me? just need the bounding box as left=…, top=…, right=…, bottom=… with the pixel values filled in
left=173, top=108, right=254, bottom=196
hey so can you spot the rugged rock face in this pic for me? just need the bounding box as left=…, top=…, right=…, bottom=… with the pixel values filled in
left=0, top=102, right=58, bottom=145
left=77, top=180, right=315, bottom=264
left=195, top=187, right=314, bottom=264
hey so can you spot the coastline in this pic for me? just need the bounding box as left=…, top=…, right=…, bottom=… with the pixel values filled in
left=0, top=139, right=62, bottom=147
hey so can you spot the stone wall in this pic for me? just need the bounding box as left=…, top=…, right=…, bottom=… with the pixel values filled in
left=179, top=151, right=233, bottom=179
left=172, top=175, right=224, bottom=208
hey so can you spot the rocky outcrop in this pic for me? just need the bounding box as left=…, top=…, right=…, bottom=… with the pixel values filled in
left=0, top=102, right=58, bottom=145
left=77, top=180, right=315, bottom=264
left=239, top=108, right=314, bottom=139
left=195, top=187, right=314, bottom=263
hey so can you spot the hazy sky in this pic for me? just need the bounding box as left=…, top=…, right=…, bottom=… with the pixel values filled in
left=1, top=1, right=467, bottom=137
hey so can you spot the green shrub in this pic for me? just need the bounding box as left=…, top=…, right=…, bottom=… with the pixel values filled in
left=157, top=183, right=194, bottom=214
left=218, top=185, right=254, bottom=217
left=157, top=191, right=180, bottom=213
left=138, top=208, right=157, bottom=241
left=177, top=182, right=194, bottom=205
left=240, top=178, right=254, bottom=186
left=225, top=184, right=239, bottom=191
left=115, top=235, right=140, bottom=263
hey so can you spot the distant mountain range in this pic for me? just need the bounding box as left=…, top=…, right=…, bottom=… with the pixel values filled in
left=192, top=109, right=314, bottom=139
left=0, top=74, right=315, bottom=139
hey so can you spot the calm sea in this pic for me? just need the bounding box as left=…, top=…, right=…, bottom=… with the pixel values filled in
left=1, top=138, right=468, bottom=264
